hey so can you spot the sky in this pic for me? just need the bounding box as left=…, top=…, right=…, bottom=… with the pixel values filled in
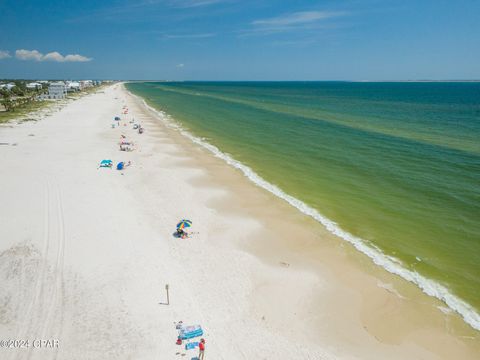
left=0, top=0, right=479, bottom=80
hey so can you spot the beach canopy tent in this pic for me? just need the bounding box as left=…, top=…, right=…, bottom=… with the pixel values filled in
left=179, top=325, right=203, bottom=340
left=177, top=219, right=192, bottom=230
left=114, top=116, right=121, bottom=121
left=99, top=159, right=113, bottom=167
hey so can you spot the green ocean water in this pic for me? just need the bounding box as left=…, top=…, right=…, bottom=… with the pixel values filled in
left=126, top=81, right=480, bottom=328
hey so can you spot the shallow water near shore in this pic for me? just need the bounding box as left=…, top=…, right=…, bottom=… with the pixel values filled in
left=126, top=81, right=480, bottom=330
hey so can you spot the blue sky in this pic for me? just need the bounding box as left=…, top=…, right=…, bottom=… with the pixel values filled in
left=0, top=0, right=479, bottom=80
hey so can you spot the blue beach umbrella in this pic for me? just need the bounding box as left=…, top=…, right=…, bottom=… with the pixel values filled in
left=176, top=219, right=192, bottom=230
left=114, top=116, right=121, bottom=121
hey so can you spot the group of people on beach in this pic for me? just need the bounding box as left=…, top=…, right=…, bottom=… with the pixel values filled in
left=113, top=102, right=206, bottom=358
left=110, top=106, right=145, bottom=168
left=133, top=123, right=144, bottom=134
left=119, top=135, right=134, bottom=152
left=175, top=320, right=206, bottom=359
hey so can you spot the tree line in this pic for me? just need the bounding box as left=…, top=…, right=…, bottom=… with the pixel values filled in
left=0, top=80, right=48, bottom=112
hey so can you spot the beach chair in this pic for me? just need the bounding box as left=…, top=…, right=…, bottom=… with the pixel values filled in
left=185, top=342, right=199, bottom=350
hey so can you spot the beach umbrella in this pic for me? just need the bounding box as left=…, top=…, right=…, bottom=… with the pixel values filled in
left=176, top=219, right=192, bottom=229
left=114, top=116, right=121, bottom=121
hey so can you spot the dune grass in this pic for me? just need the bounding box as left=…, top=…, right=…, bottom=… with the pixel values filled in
left=0, top=85, right=108, bottom=124
left=0, top=100, right=53, bottom=124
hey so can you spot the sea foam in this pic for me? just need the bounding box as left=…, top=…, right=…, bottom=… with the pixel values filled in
left=136, top=94, right=480, bottom=332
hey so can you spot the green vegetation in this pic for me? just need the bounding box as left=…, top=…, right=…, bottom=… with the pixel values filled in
left=0, top=80, right=47, bottom=121
left=0, top=80, right=108, bottom=124
left=0, top=99, right=52, bottom=124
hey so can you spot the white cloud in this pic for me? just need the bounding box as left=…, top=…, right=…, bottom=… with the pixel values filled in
left=172, top=0, right=226, bottom=8
left=42, top=51, right=65, bottom=62
left=252, top=11, right=342, bottom=26
left=176, top=63, right=185, bottom=68
left=63, top=54, right=92, bottom=62
left=240, top=10, right=346, bottom=37
left=15, top=49, right=43, bottom=61
left=0, top=50, right=11, bottom=59
left=15, top=49, right=92, bottom=62
left=163, top=33, right=216, bottom=39
left=271, top=39, right=316, bottom=47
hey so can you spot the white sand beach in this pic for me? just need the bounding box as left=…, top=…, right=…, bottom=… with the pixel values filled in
left=0, top=84, right=479, bottom=360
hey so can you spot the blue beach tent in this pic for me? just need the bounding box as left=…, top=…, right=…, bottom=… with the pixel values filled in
left=99, top=159, right=113, bottom=168
left=116, top=161, right=125, bottom=170
left=179, top=325, right=203, bottom=340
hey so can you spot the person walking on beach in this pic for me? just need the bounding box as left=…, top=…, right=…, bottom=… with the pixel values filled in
left=198, top=338, right=205, bottom=360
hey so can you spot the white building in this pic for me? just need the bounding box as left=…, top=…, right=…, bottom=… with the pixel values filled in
left=26, top=82, right=42, bottom=90
left=80, top=80, right=94, bottom=89
left=47, top=82, right=67, bottom=99
left=66, top=81, right=81, bottom=92
left=1, top=83, right=16, bottom=90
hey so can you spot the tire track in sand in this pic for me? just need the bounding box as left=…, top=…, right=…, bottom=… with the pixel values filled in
left=10, top=180, right=66, bottom=360
left=9, top=181, right=51, bottom=360
left=38, top=184, right=65, bottom=360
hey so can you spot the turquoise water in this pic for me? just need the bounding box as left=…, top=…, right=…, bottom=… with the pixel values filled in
left=126, top=81, right=480, bottom=329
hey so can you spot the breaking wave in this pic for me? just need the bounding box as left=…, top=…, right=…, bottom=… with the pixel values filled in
left=134, top=92, right=480, bottom=332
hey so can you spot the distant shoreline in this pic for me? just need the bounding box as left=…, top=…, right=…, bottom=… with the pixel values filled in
left=124, top=79, right=480, bottom=82
left=3, top=79, right=480, bottom=83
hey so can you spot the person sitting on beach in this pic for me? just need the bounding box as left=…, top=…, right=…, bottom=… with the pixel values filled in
left=176, top=228, right=189, bottom=239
